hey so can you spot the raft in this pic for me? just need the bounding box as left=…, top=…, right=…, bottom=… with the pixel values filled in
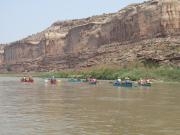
left=50, top=79, right=57, bottom=84
left=45, top=78, right=57, bottom=84
left=88, top=78, right=97, bottom=85
left=89, top=81, right=97, bottom=85
left=21, top=78, right=34, bottom=83
left=138, top=83, right=151, bottom=87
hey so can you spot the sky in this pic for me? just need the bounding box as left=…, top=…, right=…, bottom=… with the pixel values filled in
left=0, top=0, right=145, bottom=43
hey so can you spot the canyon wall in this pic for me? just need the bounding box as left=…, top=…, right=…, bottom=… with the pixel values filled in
left=0, top=45, right=5, bottom=65
left=1, top=0, right=180, bottom=72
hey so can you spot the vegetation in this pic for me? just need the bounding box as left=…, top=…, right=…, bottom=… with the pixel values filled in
left=1, top=63, right=179, bottom=82
left=38, top=66, right=180, bottom=82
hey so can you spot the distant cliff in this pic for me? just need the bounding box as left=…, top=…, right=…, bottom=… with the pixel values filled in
left=0, top=0, right=180, bottom=72
left=0, top=45, right=5, bottom=65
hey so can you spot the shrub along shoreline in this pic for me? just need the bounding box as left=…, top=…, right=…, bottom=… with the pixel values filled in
left=38, top=67, right=180, bottom=82
left=0, top=67, right=179, bottom=82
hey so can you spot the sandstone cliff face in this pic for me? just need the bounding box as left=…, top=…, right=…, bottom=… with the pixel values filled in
left=4, top=40, right=46, bottom=64
left=1, top=0, right=180, bottom=72
left=0, top=45, right=5, bottom=65
left=160, top=0, right=180, bottom=34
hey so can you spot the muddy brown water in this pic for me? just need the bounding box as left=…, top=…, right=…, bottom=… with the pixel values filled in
left=0, top=77, right=180, bottom=135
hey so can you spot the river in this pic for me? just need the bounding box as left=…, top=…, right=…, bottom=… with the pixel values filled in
left=0, top=77, right=180, bottom=135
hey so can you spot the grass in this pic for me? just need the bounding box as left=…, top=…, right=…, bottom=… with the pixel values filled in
left=1, top=63, right=179, bottom=82
left=36, top=66, right=180, bottom=82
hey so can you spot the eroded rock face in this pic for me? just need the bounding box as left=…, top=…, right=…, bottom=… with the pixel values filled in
left=0, top=45, right=5, bottom=65
left=1, top=0, right=180, bottom=72
left=160, top=0, right=180, bottom=34
left=4, top=40, right=46, bottom=64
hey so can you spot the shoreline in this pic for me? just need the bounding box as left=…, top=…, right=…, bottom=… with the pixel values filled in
left=0, top=76, right=179, bottom=84
left=0, top=67, right=179, bottom=82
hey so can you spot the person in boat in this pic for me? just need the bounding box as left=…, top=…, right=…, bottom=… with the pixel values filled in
left=125, top=77, right=130, bottom=83
left=138, top=78, right=151, bottom=85
left=50, top=76, right=56, bottom=84
left=146, top=79, right=151, bottom=84
left=139, top=78, right=144, bottom=85
left=90, top=78, right=95, bottom=82
left=22, top=76, right=26, bottom=81
left=21, top=76, right=26, bottom=82
left=21, top=75, right=33, bottom=82
left=93, top=78, right=97, bottom=82
left=27, top=75, right=33, bottom=82
left=29, top=75, right=33, bottom=81
left=117, top=77, right=121, bottom=83
left=115, top=77, right=121, bottom=85
left=89, top=78, right=97, bottom=84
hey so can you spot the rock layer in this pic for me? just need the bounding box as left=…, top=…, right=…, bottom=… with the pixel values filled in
left=1, top=0, right=180, bottom=72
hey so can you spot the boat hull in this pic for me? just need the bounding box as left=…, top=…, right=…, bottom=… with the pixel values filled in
left=113, top=82, right=132, bottom=87
left=138, top=83, right=151, bottom=87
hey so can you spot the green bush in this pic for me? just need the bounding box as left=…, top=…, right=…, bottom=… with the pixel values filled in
left=38, top=67, right=180, bottom=82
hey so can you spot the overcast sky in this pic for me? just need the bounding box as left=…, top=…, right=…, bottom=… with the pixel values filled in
left=0, top=0, right=145, bottom=43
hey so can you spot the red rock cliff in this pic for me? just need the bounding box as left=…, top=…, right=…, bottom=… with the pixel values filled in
left=1, top=0, right=180, bottom=72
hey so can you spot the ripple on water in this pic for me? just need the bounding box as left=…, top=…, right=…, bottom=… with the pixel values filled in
left=0, top=77, right=180, bottom=135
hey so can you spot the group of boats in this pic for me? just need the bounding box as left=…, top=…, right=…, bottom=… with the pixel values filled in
left=21, top=76, right=57, bottom=84
left=21, top=76, right=34, bottom=83
left=113, top=77, right=151, bottom=87
left=20, top=76, right=151, bottom=87
left=44, top=76, right=57, bottom=84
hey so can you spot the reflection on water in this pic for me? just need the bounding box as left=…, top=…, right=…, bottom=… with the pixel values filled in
left=0, top=77, right=180, bottom=135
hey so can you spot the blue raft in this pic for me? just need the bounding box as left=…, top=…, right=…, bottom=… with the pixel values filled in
left=113, top=81, right=133, bottom=87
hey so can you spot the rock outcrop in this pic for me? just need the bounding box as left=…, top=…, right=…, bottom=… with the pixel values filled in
left=1, top=0, right=180, bottom=72
left=0, top=45, right=5, bottom=65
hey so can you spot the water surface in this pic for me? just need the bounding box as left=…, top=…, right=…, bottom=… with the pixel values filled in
left=0, top=77, right=180, bottom=135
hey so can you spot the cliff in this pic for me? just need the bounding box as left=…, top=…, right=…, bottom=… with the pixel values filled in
left=1, top=0, right=180, bottom=72
left=0, top=45, right=5, bottom=65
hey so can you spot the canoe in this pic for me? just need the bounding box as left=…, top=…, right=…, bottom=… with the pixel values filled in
left=89, top=81, right=97, bottom=85
left=138, top=83, right=151, bottom=87
left=68, top=78, right=81, bottom=82
left=113, top=81, right=132, bottom=87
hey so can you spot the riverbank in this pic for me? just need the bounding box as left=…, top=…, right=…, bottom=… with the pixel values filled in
left=38, top=67, right=180, bottom=82
left=0, top=67, right=179, bottom=82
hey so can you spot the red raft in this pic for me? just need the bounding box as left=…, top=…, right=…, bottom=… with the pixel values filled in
left=50, top=79, right=57, bottom=84
left=21, top=77, right=34, bottom=83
